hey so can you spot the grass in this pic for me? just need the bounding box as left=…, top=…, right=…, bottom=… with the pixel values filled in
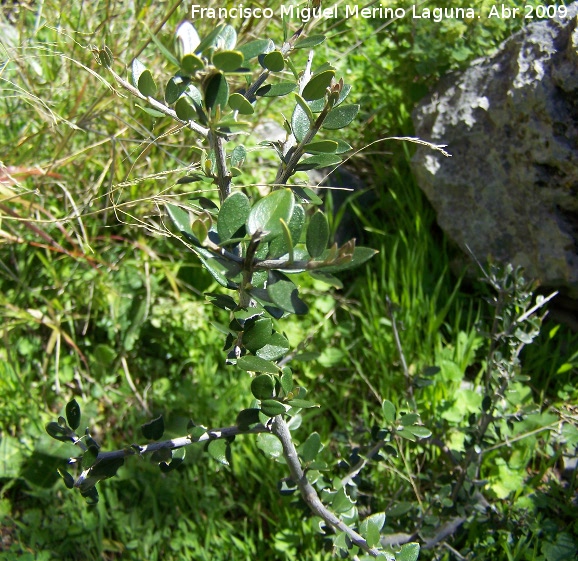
left=1, top=1, right=578, bottom=560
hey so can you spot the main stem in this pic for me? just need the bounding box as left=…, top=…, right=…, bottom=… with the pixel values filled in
left=271, top=415, right=381, bottom=556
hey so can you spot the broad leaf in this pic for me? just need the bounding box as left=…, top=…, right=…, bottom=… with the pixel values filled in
left=181, top=53, right=204, bottom=74
left=302, top=69, right=335, bottom=101
left=267, top=271, right=308, bottom=315
left=262, top=50, right=284, bottom=72
left=237, top=39, right=274, bottom=60
left=294, top=35, right=326, bottom=49
left=228, top=92, right=254, bottom=114
left=322, top=104, right=360, bottom=130
left=196, top=23, right=227, bottom=54
left=217, top=191, right=250, bottom=243
left=247, top=189, right=295, bottom=242
left=243, top=317, right=273, bottom=352
left=382, top=400, right=396, bottom=423
left=397, top=543, right=420, bottom=561
left=65, top=399, right=81, bottom=431
left=306, top=211, right=329, bottom=258
left=131, top=59, right=157, bottom=97
left=295, top=154, right=342, bottom=171
left=204, top=72, right=229, bottom=112
left=256, top=82, right=297, bottom=97
left=175, top=20, right=200, bottom=58
left=316, top=246, right=378, bottom=273
left=268, top=203, right=304, bottom=258
left=236, top=408, right=261, bottom=430
left=216, top=25, right=237, bottom=50
left=175, top=97, right=197, bottom=120
left=141, top=415, right=164, bottom=440
left=251, top=374, right=275, bottom=400
left=237, top=355, right=279, bottom=373
left=291, top=102, right=311, bottom=143
left=304, top=140, right=338, bottom=154
left=256, top=433, right=283, bottom=458
left=260, top=399, right=287, bottom=417
left=207, top=439, right=230, bottom=465
left=165, top=75, right=190, bottom=104
left=300, top=432, right=322, bottom=463
left=213, top=50, right=244, bottom=72
left=256, top=332, right=291, bottom=361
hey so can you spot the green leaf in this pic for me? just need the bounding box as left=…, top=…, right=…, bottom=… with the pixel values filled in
left=294, top=35, right=326, bottom=49
left=256, top=332, right=291, bottom=361
left=175, top=20, right=200, bottom=58
left=291, top=102, right=311, bottom=143
left=204, top=72, right=229, bottom=112
left=243, top=318, right=273, bottom=352
left=45, top=421, right=73, bottom=442
left=217, top=191, right=250, bottom=243
left=217, top=25, right=237, bottom=50
left=237, top=355, right=279, bottom=373
left=306, top=211, right=329, bottom=258
left=262, top=50, right=284, bottom=72
left=406, top=426, right=432, bottom=439
left=302, top=69, right=335, bottom=101
left=310, top=271, right=343, bottom=289
left=332, top=487, right=355, bottom=513
left=228, top=92, right=254, bottom=114
left=322, top=104, right=360, bottom=130
left=256, top=82, right=298, bottom=97
left=295, top=153, right=342, bottom=171
left=267, top=271, right=308, bottom=315
left=397, top=543, right=420, bottom=561
left=213, top=50, right=244, bottom=72
left=236, top=408, right=261, bottom=430
left=359, top=513, right=386, bottom=547
left=131, top=59, right=157, bottom=97
left=309, top=84, right=352, bottom=112
left=141, top=415, right=164, bottom=440
left=317, top=246, right=378, bottom=273
left=251, top=374, right=275, bottom=400
left=165, top=75, right=190, bottom=104
left=231, top=145, right=246, bottom=167
left=400, top=413, right=420, bottom=426
left=181, top=53, right=204, bottom=74
left=65, top=399, right=81, bottom=431
left=269, top=203, right=305, bottom=258
left=300, top=432, right=322, bottom=463
left=196, top=23, right=227, bottom=54
left=382, top=400, right=396, bottom=423
left=57, top=468, right=75, bottom=489
left=207, top=439, right=230, bottom=466
left=82, top=445, right=99, bottom=470
left=237, top=38, right=274, bottom=60
left=175, top=97, right=197, bottom=120
left=247, top=188, right=295, bottom=242
left=397, top=428, right=416, bottom=442
left=256, top=433, right=283, bottom=458
left=281, top=367, right=294, bottom=394
left=286, top=399, right=319, bottom=409
left=304, top=140, right=338, bottom=154
left=260, top=399, right=287, bottom=417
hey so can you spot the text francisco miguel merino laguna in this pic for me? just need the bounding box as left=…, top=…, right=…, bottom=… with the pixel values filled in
left=191, top=4, right=477, bottom=22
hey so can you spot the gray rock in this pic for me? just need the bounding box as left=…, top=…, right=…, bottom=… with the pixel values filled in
left=411, top=3, right=578, bottom=296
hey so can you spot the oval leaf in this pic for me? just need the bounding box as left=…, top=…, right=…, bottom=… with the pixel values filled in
left=243, top=317, right=273, bottom=353
left=247, top=189, right=295, bottom=242
left=204, top=72, right=229, bottom=112
left=304, top=140, right=338, bottom=154
left=256, top=433, right=283, bottom=458
left=267, top=271, right=308, bottom=315
left=300, top=432, right=322, bottom=463
left=66, top=399, right=81, bottom=431
left=141, top=415, right=164, bottom=440
left=218, top=191, right=250, bottom=243
left=262, top=50, right=284, bottom=72
left=181, top=53, right=204, bottom=74
left=237, top=355, right=279, bottom=373
left=306, top=211, right=329, bottom=258
left=291, top=101, right=311, bottom=143
left=302, top=69, right=335, bottom=101
left=256, top=82, right=297, bottom=97
left=269, top=203, right=305, bottom=258
left=294, top=35, right=326, bottom=49
left=213, top=50, right=244, bottom=72
left=175, top=97, right=197, bottom=120
left=256, top=332, right=291, bottom=361
left=382, top=400, right=396, bottom=424
left=228, top=92, right=254, bottom=114
left=175, top=21, right=200, bottom=58
left=251, top=374, right=275, bottom=400
left=165, top=75, right=190, bottom=104
left=322, top=104, right=360, bottom=130
left=238, top=38, right=274, bottom=60
left=260, top=399, right=287, bottom=417
left=207, top=439, right=230, bottom=465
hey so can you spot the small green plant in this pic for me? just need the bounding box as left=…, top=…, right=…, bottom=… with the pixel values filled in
left=43, top=13, right=426, bottom=560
